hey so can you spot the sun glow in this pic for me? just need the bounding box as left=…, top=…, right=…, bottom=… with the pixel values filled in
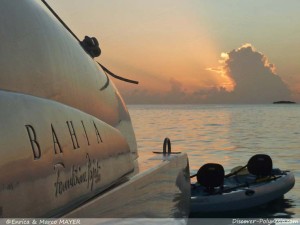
left=221, top=52, right=229, bottom=60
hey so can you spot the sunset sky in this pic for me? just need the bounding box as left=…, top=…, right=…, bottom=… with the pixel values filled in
left=48, top=0, right=300, bottom=104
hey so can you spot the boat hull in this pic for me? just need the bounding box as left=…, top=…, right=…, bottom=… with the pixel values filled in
left=0, top=90, right=134, bottom=217
left=191, top=172, right=295, bottom=213
left=0, top=0, right=191, bottom=218
left=0, top=80, right=191, bottom=218
left=0, top=0, right=137, bottom=158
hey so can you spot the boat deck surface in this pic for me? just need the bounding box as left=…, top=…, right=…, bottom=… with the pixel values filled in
left=64, top=151, right=191, bottom=218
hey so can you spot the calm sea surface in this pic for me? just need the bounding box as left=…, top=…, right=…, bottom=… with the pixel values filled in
left=128, top=104, right=300, bottom=218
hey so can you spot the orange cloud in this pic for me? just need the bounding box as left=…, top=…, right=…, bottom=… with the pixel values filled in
left=208, top=43, right=291, bottom=103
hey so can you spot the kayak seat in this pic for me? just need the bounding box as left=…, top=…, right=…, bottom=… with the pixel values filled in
left=196, top=163, right=224, bottom=193
left=247, top=154, right=273, bottom=177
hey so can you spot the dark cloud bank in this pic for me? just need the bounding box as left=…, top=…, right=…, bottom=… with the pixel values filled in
left=122, top=44, right=292, bottom=104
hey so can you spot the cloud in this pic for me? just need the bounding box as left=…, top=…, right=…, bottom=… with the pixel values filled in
left=119, top=44, right=292, bottom=104
left=122, top=78, right=186, bottom=104
left=216, top=44, right=292, bottom=103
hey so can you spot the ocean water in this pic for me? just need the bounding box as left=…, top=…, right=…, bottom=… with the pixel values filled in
left=128, top=104, right=300, bottom=218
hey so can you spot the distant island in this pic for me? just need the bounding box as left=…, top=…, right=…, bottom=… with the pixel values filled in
left=273, top=101, right=296, bottom=104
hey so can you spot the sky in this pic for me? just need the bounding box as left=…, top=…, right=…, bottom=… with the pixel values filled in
left=48, top=0, right=300, bottom=104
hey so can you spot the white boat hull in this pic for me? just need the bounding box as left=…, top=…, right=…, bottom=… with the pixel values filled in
left=0, top=0, right=191, bottom=218
left=191, top=171, right=295, bottom=213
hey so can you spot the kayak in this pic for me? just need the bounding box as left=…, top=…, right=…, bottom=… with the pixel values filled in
left=190, top=155, right=295, bottom=213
